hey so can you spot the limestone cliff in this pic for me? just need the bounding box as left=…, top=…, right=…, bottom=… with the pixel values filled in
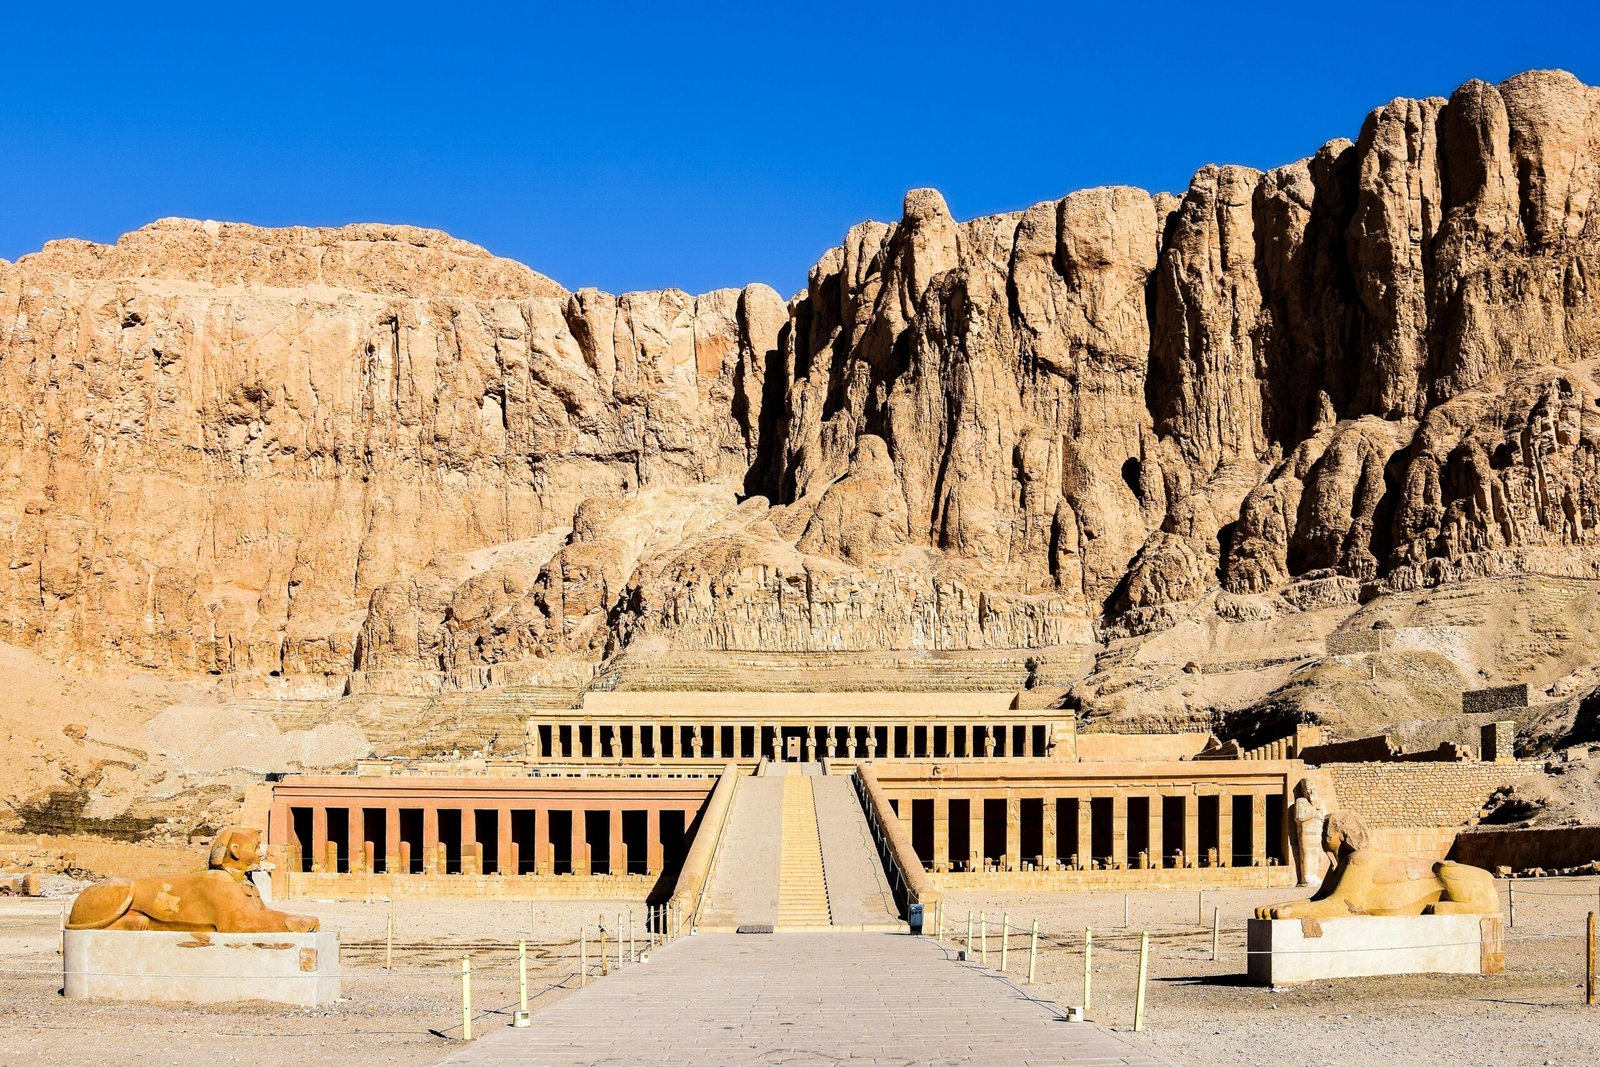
left=4, top=70, right=1600, bottom=695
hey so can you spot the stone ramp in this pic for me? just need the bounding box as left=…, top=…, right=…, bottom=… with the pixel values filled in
left=696, top=776, right=782, bottom=930
left=813, top=775, right=903, bottom=930
left=440, top=932, right=1173, bottom=1066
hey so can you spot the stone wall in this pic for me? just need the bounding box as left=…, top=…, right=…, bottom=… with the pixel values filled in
left=1462, top=685, right=1530, bottom=715
left=1325, top=763, right=1516, bottom=831
left=1453, top=827, right=1600, bottom=871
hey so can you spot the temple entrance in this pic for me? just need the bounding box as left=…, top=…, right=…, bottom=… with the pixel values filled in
left=785, top=734, right=802, bottom=761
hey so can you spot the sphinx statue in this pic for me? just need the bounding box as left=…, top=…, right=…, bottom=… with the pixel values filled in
left=67, top=828, right=320, bottom=933
left=1256, top=812, right=1500, bottom=920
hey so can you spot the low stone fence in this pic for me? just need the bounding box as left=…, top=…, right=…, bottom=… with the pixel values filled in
left=854, top=763, right=938, bottom=915
left=284, top=871, right=658, bottom=900
left=669, top=762, right=741, bottom=930
left=1453, top=826, right=1600, bottom=871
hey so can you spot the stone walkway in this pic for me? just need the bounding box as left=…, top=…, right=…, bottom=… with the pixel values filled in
left=438, top=933, right=1171, bottom=1066
left=813, top=777, right=901, bottom=928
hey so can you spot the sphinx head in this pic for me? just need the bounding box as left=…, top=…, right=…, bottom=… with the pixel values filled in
left=208, top=828, right=265, bottom=874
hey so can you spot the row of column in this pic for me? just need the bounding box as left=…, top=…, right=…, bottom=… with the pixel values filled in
left=283, top=804, right=669, bottom=877
left=527, top=721, right=1055, bottom=760
left=906, top=791, right=1281, bottom=873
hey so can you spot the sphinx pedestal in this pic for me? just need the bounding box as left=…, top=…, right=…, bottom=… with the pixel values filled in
left=1247, top=915, right=1504, bottom=986
left=64, top=930, right=341, bottom=1006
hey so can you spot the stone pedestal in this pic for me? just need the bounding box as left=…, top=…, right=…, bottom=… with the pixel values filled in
left=64, top=930, right=341, bottom=1006
left=1246, top=915, right=1503, bottom=986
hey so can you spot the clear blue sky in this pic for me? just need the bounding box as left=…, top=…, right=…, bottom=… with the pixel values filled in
left=4, top=1, right=1597, bottom=296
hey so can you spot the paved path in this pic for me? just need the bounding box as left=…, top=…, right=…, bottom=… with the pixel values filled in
left=439, top=933, right=1171, bottom=1066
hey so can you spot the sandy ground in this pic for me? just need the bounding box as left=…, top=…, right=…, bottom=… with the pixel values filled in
left=940, top=879, right=1600, bottom=1067
left=0, top=896, right=653, bottom=1067
left=2, top=881, right=1596, bottom=1066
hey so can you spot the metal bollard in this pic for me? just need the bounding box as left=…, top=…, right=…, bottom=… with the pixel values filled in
left=1083, top=926, right=1093, bottom=1014
left=1027, top=918, right=1038, bottom=985
left=1001, top=912, right=1010, bottom=972
left=461, top=956, right=473, bottom=1041
left=1133, top=931, right=1149, bottom=1032
left=519, top=939, right=528, bottom=1013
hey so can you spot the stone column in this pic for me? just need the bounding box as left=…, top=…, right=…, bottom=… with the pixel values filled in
left=845, top=728, right=858, bottom=758
left=528, top=722, right=543, bottom=760
left=1250, top=793, right=1267, bottom=867
left=1005, top=796, right=1021, bottom=871
left=311, top=807, right=329, bottom=873
left=1041, top=796, right=1057, bottom=868
left=932, top=796, right=949, bottom=871
left=608, top=807, right=624, bottom=876
left=1021, top=726, right=1033, bottom=758
left=647, top=807, right=664, bottom=873
left=1216, top=794, right=1233, bottom=868
left=1110, top=794, right=1128, bottom=869
left=1146, top=794, right=1164, bottom=868
left=422, top=806, right=440, bottom=874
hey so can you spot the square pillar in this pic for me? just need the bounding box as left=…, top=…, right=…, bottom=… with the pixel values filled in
left=647, top=807, right=664, bottom=873
left=608, top=807, right=624, bottom=876
left=498, top=807, right=513, bottom=876
left=931, top=796, right=949, bottom=871
left=1110, top=794, right=1128, bottom=868
left=311, top=807, right=329, bottom=873
left=1251, top=793, right=1267, bottom=867
left=384, top=806, right=401, bottom=875
left=1183, top=794, right=1199, bottom=868
left=969, top=798, right=984, bottom=870
left=422, top=807, right=440, bottom=874
left=1041, top=796, right=1057, bottom=868
left=1075, top=795, right=1092, bottom=869
left=534, top=807, right=550, bottom=874
left=1004, top=796, right=1021, bottom=871
left=1216, top=793, right=1233, bottom=868
left=570, top=808, right=588, bottom=875
left=1147, top=794, right=1164, bottom=869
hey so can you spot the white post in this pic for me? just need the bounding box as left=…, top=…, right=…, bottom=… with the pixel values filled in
left=1027, top=918, right=1039, bottom=985
left=519, top=939, right=528, bottom=1013
left=1083, top=927, right=1093, bottom=1014
left=580, top=930, right=587, bottom=988
left=980, top=912, right=988, bottom=966
left=629, top=910, right=636, bottom=963
left=617, top=912, right=624, bottom=970
left=967, top=910, right=974, bottom=955
left=386, top=910, right=394, bottom=971
left=1133, top=931, right=1149, bottom=1032
left=1001, top=912, right=1010, bottom=972
left=1123, top=892, right=1130, bottom=928
left=461, top=956, right=473, bottom=1041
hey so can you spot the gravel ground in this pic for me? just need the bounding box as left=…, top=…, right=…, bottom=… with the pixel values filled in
left=0, top=897, right=655, bottom=1067
left=3, top=881, right=1595, bottom=1066
left=939, top=878, right=1600, bottom=1067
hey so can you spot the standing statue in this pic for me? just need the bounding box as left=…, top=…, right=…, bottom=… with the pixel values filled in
left=1255, top=812, right=1500, bottom=920
left=66, top=828, right=320, bottom=933
left=1291, top=778, right=1330, bottom=887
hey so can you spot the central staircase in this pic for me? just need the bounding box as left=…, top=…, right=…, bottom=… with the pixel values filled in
left=777, top=776, right=832, bottom=929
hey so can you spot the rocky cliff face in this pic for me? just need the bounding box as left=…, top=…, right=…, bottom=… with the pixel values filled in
left=4, top=70, right=1600, bottom=692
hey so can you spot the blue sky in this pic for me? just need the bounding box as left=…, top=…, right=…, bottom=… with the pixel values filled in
left=3, top=1, right=1597, bottom=296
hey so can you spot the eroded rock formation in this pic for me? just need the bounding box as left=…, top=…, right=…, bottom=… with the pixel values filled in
left=3, top=70, right=1600, bottom=691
